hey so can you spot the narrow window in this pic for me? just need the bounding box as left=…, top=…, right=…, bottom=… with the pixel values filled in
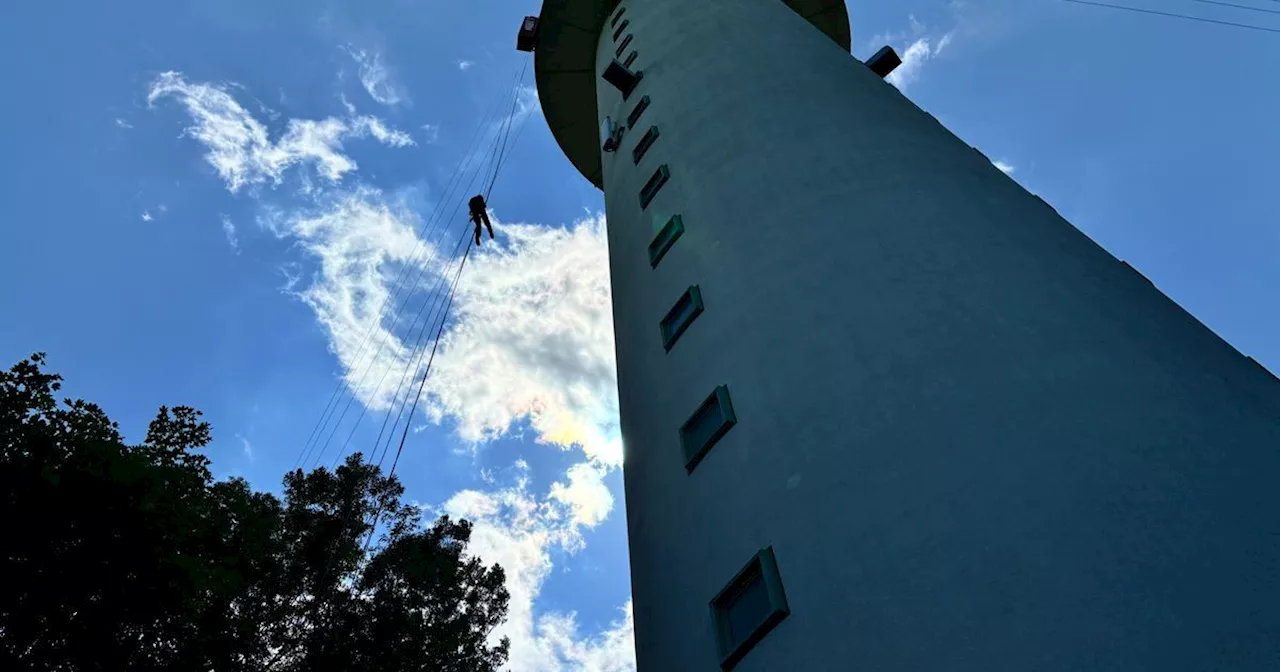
left=616, top=34, right=633, bottom=58
left=648, top=215, right=684, bottom=268
left=623, top=50, right=638, bottom=69
left=610, top=5, right=626, bottom=27
left=660, top=285, right=703, bottom=351
left=613, top=19, right=629, bottom=42
left=710, top=547, right=790, bottom=671
left=639, top=164, right=669, bottom=210
left=632, top=125, right=659, bottom=164
left=626, top=95, right=650, bottom=129
left=680, top=385, right=736, bottom=472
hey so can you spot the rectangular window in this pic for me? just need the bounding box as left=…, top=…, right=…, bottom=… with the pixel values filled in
left=613, top=19, right=629, bottom=41
left=615, top=34, right=633, bottom=58
left=623, top=50, right=638, bottom=69
left=626, top=95, right=650, bottom=129
left=638, top=164, right=669, bottom=210
left=680, top=385, right=736, bottom=472
left=632, top=125, right=659, bottom=164
left=660, top=285, right=703, bottom=352
left=648, top=215, right=684, bottom=268
left=711, top=547, right=790, bottom=671
left=610, top=5, right=626, bottom=27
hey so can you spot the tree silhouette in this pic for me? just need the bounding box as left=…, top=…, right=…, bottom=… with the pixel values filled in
left=0, top=353, right=509, bottom=671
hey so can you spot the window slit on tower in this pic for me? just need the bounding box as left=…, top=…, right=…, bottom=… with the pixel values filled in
left=626, top=95, right=650, bottom=129
left=632, top=126, right=659, bottom=164
left=659, top=285, right=703, bottom=351
left=610, top=6, right=626, bottom=27
left=648, top=215, right=684, bottom=268
left=613, top=19, right=629, bottom=42
left=710, top=547, right=790, bottom=671
left=680, top=385, right=737, bottom=473
left=638, top=164, right=670, bottom=210
left=623, top=50, right=638, bottom=69
left=616, top=34, right=633, bottom=58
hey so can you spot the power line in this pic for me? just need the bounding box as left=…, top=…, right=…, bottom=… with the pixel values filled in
left=294, top=65, right=524, bottom=470
left=366, top=226, right=472, bottom=469
left=486, top=59, right=531, bottom=199
left=1187, top=0, right=1280, bottom=15
left=321, top=116, right=508, bottom=470
left=352, top=92, right=521, bottom=470
left=385, top=239, right=473, bottom=477
left=1062, top=0, right=1280, bottom=33
left=362, top=236, right=475, bottom=553
left=324, top=62, right=529, bottom=470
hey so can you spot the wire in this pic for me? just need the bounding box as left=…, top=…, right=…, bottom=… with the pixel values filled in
left=322, top=123, right=502, bottom=470
left=488, top=67, right=535, bottom=203
left=327, top=61, right=528, bottom=470
left=294, top=123, right=489, bottom=470
left=386, top=239, right=473, bottom=478
left=1187, top=0, right=1280, bottom=15
left=486, top=59, right=530, bottom=199
left=361, top=236, right=475, bottom=553
left=1061, top=0, right=1280, bottom=33
left=295, top=65, right=523, bottom=470
left=366, top=226, right=472, bottom=469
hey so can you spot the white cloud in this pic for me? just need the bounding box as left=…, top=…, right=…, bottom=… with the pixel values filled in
left=993, top=159, right=1016, bottom=174
left=872, top=13, right=956, bottom=92
left=439, top=467, right=635, bottom=671
left=885, top=33, right=953, bottom=91
left=456, top=59, right=476, bottom=71
left=115, top=118, right=133, bottom=129
left=425, top=215, right=622, bottom=469
left=421, top=123, right=440, bottom=144
left=140, top=210, right=153, bottom=222
left=344, top=46, right=404, bottom=106
left=147, top=71, right=413, bottom=193
left=279, top=186, right=435, bottom=411
left=236, top=433, right=254, bottom=460
left=548, top=462, right=614, bottom=528
left=221, top=214, right=240, bottom=253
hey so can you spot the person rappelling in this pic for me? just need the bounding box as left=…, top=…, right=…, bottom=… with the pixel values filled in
left=468, top=194, right=495, bottom=246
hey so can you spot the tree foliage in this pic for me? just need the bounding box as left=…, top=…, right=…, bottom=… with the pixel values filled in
left=0, top=354, right=510, bottom=671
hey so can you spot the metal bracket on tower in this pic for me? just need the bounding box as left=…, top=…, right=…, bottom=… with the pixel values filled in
left=602, top=59, right=643, bottom=99
left=866, top=45, right=902, bottom=79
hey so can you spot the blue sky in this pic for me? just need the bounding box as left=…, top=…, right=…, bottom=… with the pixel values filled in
left=1, top=0, right=1277, bottom=669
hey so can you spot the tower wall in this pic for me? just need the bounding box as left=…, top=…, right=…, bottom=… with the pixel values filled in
left=584, top=0, right=1280, bottom=669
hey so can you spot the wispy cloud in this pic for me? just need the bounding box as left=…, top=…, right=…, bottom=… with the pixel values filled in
left=868, top=13, right=956, bottom=92
left=456, top=59, right=476, bottom=71
left=344, top=46, right=404, bottom=106
left=147, top=71, right=414, bottom=193
left=421, top=123, right=440, bottom=144
left=115, top=118, right=133, bottom=129
left=236, top=433, right=254, bottom=460
left=438, top=465, right=635, bottom=671
left=993, top=159, right=1016, bottom=174
left=141, top=210, right=153, bottom=222
left=427, top=215, right=621, bottom=470
left=276, top=186, right=434, bottom=412
left=886, top=32, right=953, bottom=91
left=221, top=214, right=241, bottom=253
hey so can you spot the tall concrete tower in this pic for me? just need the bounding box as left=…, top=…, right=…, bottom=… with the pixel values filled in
left=527, top=1, right=1280, bottom=669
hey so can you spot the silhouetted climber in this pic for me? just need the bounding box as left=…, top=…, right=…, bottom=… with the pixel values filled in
left=469, top=195, right=494, bottom=246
